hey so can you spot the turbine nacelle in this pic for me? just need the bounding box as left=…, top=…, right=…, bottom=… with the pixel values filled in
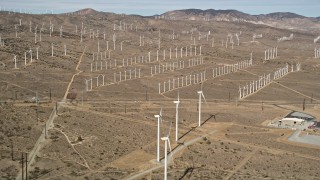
left=197, top=91, right=208, bottom=104
left=161, top=137, right=168, bottom=141
left=161, top=136, right=172, bottom=152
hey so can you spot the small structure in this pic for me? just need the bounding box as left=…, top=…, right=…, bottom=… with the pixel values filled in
left=269, top=111, right=316, bottom=130
left=279, top=117, right=305, bottom=126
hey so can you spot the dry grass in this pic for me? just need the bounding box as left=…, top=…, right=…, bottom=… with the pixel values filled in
left=0, top=10, right=319, bottom=179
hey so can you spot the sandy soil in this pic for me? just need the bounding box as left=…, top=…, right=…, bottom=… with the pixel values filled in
left=0, top=10, right=319, bottom=180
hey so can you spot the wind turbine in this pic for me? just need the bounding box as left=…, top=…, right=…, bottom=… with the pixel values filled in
left=13, top=55, right=17, bottom=69
left=197, top=84, right=207, bottom=127
left=173, top=91, right=180, bottom=141
left=161, top=120, right=172, bottom=180
left=154, top=107, right=163, bottom=162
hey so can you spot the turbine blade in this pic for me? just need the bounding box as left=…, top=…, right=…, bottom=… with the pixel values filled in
left=202, top=93, right=208, bottom=105
left=167, top=137, right=172, bottom=152
left=159, top=106, right=163, bottom=120
left=159, top=107, right=164, bottom=124
left=167, top=120, right=173, bottom=137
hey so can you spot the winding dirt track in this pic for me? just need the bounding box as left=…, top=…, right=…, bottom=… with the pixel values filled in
left=223, top=148, right=259, bottom=180
left=15, top=46, right=87, bottom=180
left=62, top=46, right=87, bottom=101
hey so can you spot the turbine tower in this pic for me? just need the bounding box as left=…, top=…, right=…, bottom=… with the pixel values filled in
left=197, top=85, right=207, bottom=127
left=154, top=108, right=163, bottom=162
left=173, top=91, right=180, bottom=141
left=161, top=136, right=171, bottom=180
left=161, top=120, right=172, bottom=180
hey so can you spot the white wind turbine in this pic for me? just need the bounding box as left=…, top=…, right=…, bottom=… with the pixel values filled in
left=173, top=91, right=180, bottom=141
left=13, top=55, right=17, bottom=69
left=154, top=107, right=163, bottom=162
left=161, top=120, right=172, bottom=180
left=197, top=84, right=208, bottom=127
left=112, top=33, right=116, bottom=50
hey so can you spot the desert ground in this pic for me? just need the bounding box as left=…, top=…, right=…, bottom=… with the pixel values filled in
left=0, top=9, right=320, bottom=180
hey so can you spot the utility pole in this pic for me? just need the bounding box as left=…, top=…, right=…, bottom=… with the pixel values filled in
left=25, top=153, right=28, bottom=180
left=45, top=123, right=47, bottom=139
left=56, top=102, right=58, bottom=115
left=11, top=140, right=14, bottom=161
left=49, top=88, right=52, bottom=101
left=21, top=153, right=24, bottom=180
left=36, top=91, right=38, bottom=106
left=81, top=91, right=83, bottom=106
left=36, top=108, right=38, bottom=121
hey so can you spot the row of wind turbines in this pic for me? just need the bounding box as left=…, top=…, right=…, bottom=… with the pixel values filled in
left=154, top=85, right=207, bottom=180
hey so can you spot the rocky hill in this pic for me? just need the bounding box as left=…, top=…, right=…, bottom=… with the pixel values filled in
left=160, top=9, right=320, bottom=32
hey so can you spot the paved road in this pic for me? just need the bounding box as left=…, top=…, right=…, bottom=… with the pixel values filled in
left=288, top=130, right=320, bottom=146
left=126, top=130, right=217, bottom=180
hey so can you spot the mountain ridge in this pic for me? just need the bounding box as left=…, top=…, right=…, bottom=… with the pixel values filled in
left=159, top=8, right=320, bottom=32
left=162, top=8, right=314, bottom=18
left=69, top=8, right=320, bottom=32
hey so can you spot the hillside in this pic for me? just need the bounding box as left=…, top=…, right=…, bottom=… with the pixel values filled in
left=160, top=9, right=320, bottom=32
left=0, top=7, right=320, bottom=180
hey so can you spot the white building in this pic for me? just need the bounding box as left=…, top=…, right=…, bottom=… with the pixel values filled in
left=279, top=117, right=305, bottom=126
